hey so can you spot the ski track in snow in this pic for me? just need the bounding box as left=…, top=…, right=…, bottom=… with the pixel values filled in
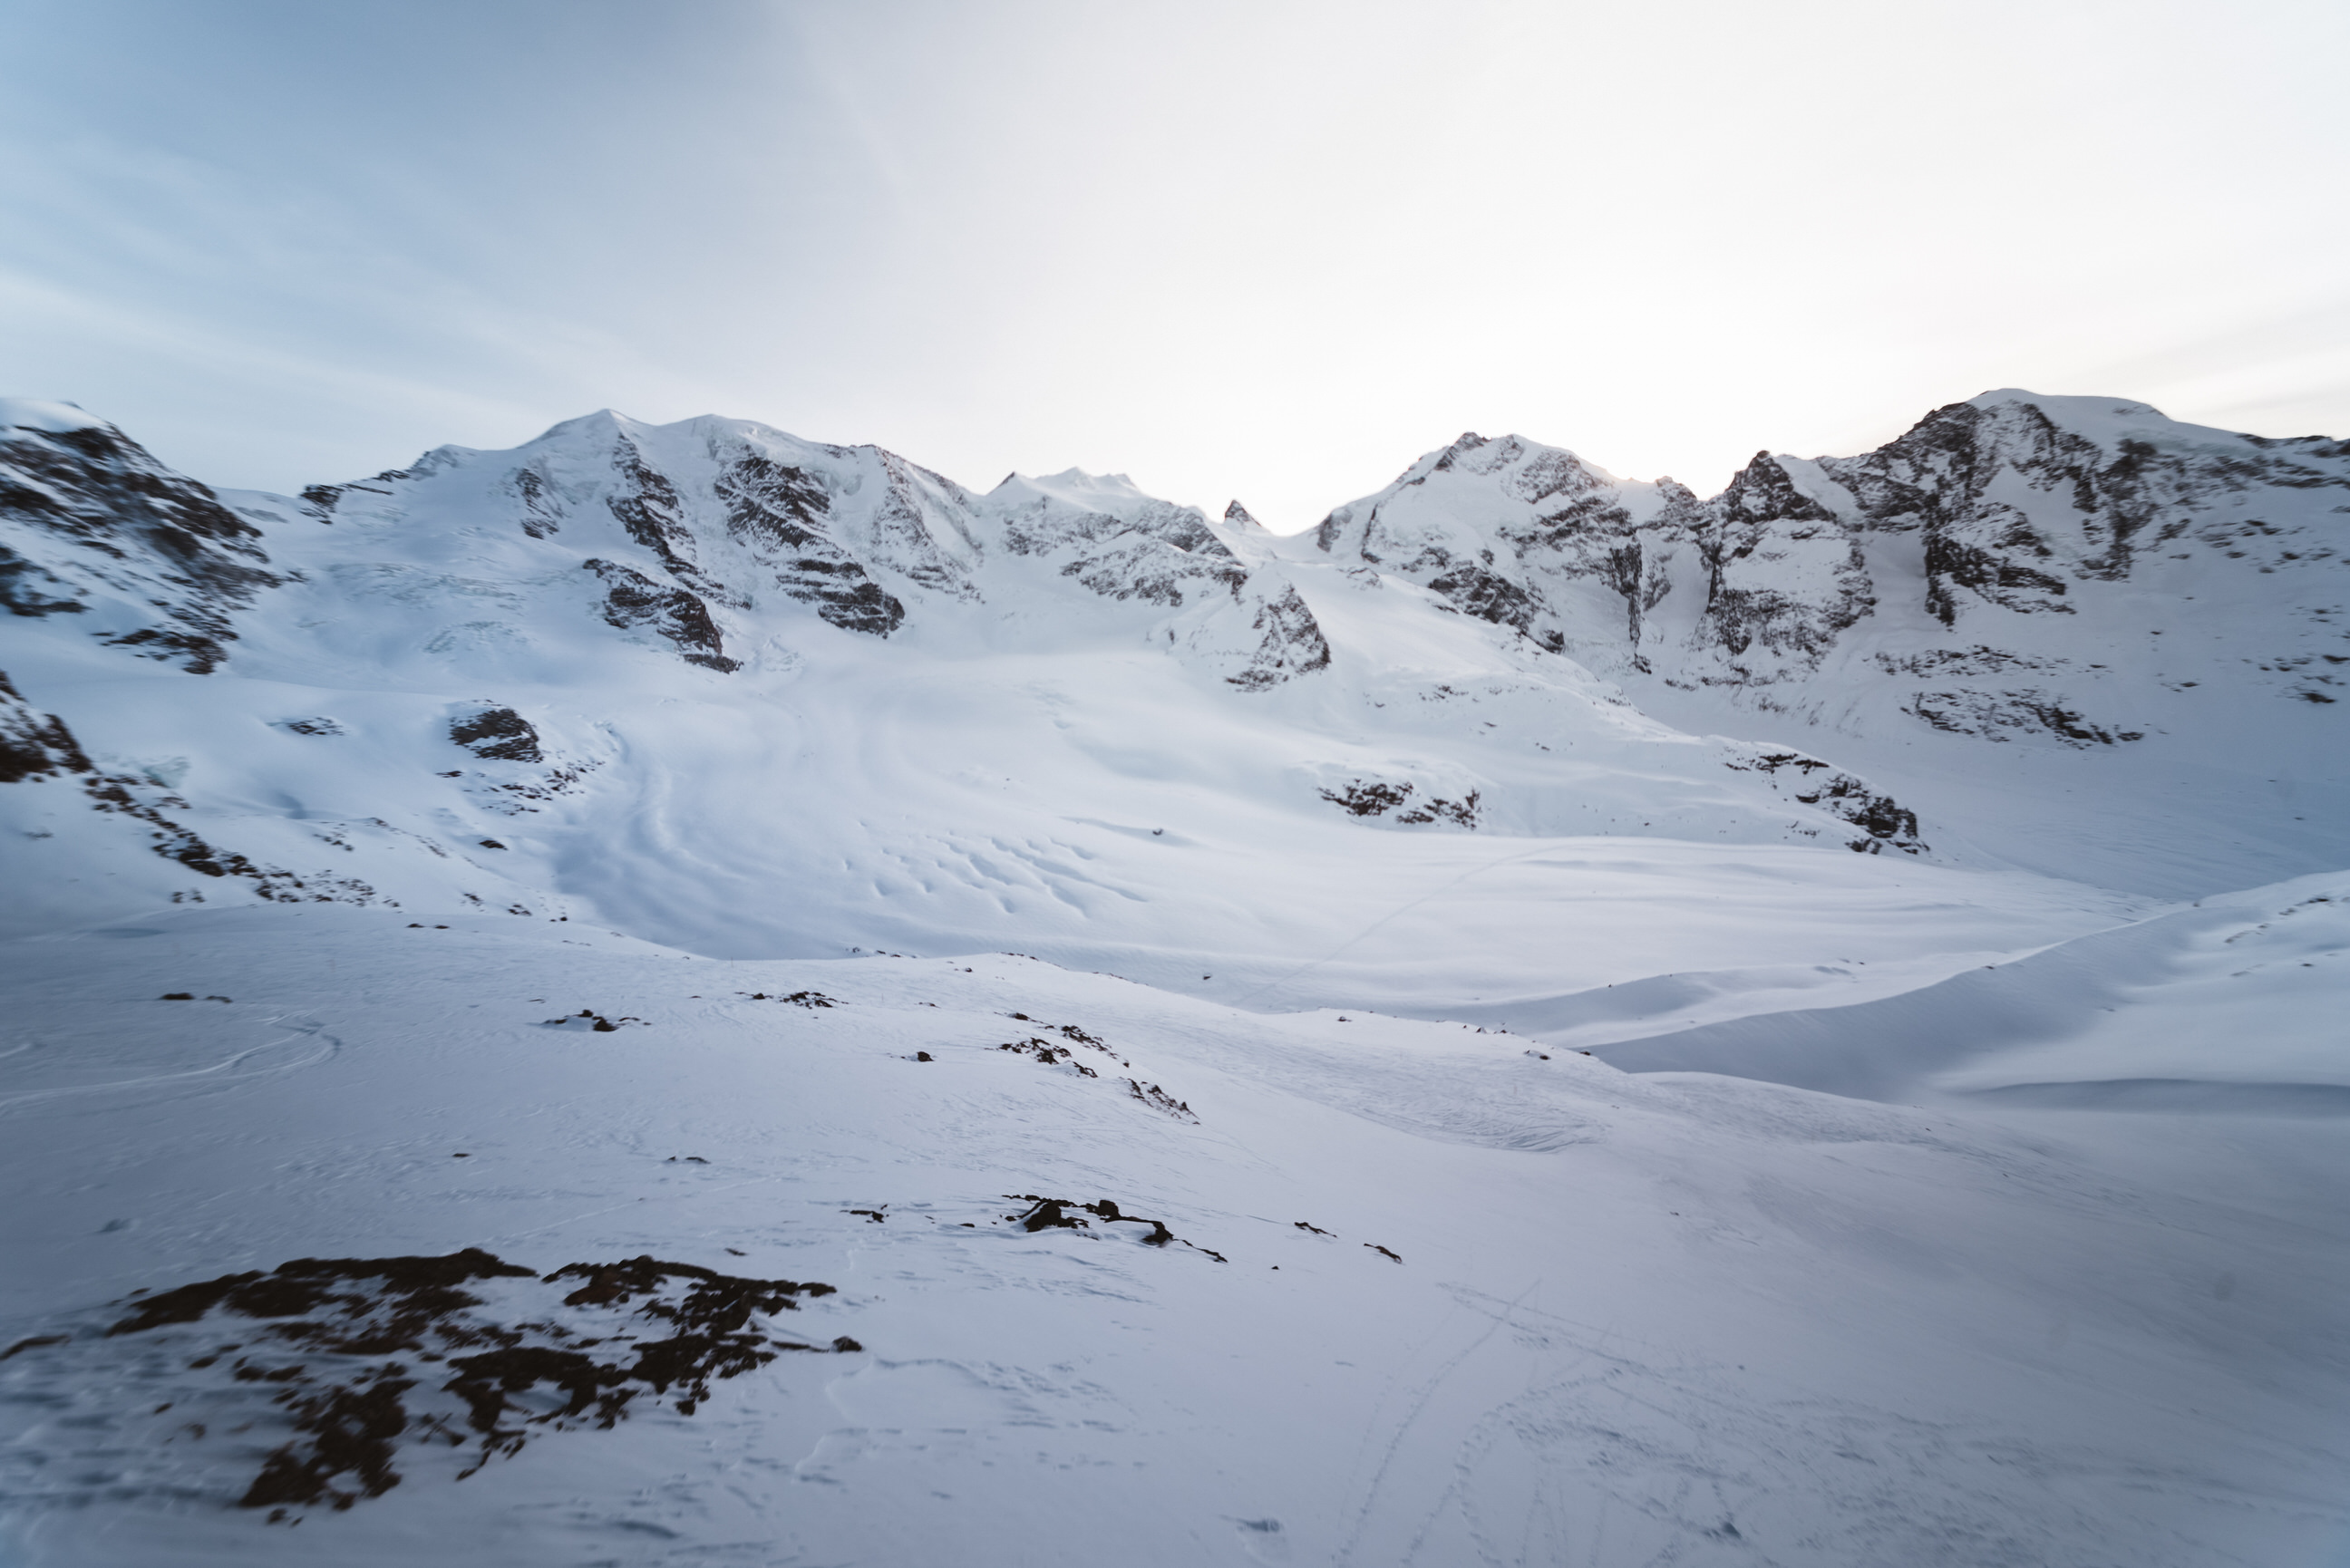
left=0, top=1024, right=337, bottom=1116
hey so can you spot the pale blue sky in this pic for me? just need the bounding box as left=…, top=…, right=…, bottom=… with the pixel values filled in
left=4, top=0, right=2345, bottom=528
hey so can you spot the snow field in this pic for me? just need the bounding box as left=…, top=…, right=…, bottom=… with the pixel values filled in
left=3, top=906, right=2346, bottom=1566
left=4, top=389, right=2347, bottom=1564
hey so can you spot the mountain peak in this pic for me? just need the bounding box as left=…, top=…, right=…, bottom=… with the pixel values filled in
left=1966, top=386, right=2170, bottom=427
left=1953, top=387, right=2346, bottom=458
left=986, top=466, right=1175, bottom=522
left=0, top=398, right=113, bottom=437
left=1028, top=466, right=1144, bottom=495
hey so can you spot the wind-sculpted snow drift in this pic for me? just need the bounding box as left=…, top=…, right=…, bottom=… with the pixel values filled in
left=1, top=391, right=2346, bottom=1566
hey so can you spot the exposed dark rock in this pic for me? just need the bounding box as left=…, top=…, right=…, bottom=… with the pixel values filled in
left=109, top=1250, right=535, bottom=1338
left=70, top=1248, right=854, bottom=1515
left=0, top=1333, right=69, bottom=1361
left=448, top=706, right=542, bottom=762
left=0, top=670, right=94, bottom=782
left=741, top=990, right=837, bottom=1007
left=1225, top=586, right=1333, bottom=691
left=1060, top=536, right=1246, bottom=606
left=0, top=415, right=279, bottom=671
left=1319, top=779, right=1413, bottom=817
left=1700, top=454, right=1877, bottom=663
left=83, top=768, right=376, bottom=901
left=1317, top=777, right=1479, bottom=828
left=714, top=452, right=906, bottom=635
left=992, top=489, right=1306, bottom=667
left=1394, top=789, right=1481, bottom=828
left=1733, top=750, right=1926, bottom=853
left=0, top=545, right=86, bottom=616
left=605, top=441, right=721, bottom=598
left=1310, top=395, right=2343, bottom=762
left=239, top=1366, right=413, bottom=1511
left=1425, top=560, right=1549, bottom=640
left=1005, top=1196, right=1185, bottom=1250
left=1906, top=689, right=2143, bottom=747
left=582, top=559, right=739, bottom=671
left=1000, top=1036, right=1099, bottom=1077
left=501, top=464, right=565, bottom=539
left=541, top=1009, right=641, bottom=1031
left=1, top=676, right=371, bottom=898
left=863, top=448, right=985, bottom=601
left=1124, top=1079, right=1198, bottom=1121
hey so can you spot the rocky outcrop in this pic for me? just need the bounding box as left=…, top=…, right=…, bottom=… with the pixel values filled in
left=583, top=558, right=739, bottom=670
left=1726, top=748, right=1925, bottom=855
left=1700, top=455, right=1877, bottom=668
left=449, top=706, right=544, bottom=763
left=0, top=402, right=279, bottom=672
left=711, top=452, right=905, bottom=636
left=1317, top=776, right=1482, bottom=828
left=605, top=441, right=733, bottom=606
left=1310, top=393, right=2350, bottom=747
left=1220, top=585, right=1332, bottom=691
left=2, top=668, right=376, bottom=903
left=0, top=670, right=92, bottom=782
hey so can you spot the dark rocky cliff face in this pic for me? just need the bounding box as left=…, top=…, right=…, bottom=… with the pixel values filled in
left=1313, top=393, right=2350, bottom=747
left=713, top=451, right=906, bottom=637
left=1696, top=396, right=2350, bottom=663
left=1701, top=453, right=1877, bottom=664
left=0, top=669, right=92, bottom=781
left=0, top=414, right=280, bottom=672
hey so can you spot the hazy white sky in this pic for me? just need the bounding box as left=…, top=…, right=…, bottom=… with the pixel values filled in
left=4, top=0, right=2345, bottom=528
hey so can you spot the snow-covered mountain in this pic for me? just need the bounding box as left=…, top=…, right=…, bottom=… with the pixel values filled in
left=4, top=391, right=2347, bottom=1567
left=1308, top=392, right=2350, bottom=722
left=2, top=397, right=1982, bottom=990
left=1300, top=392, right=2350, bottom=891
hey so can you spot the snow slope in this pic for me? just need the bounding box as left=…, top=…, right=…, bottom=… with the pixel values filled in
left=3, top=392, right=2347, bottom=1565
left=3, top=907, right=2346, bottom=1568
left=1597, top=871, right=2350, bottom=1105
